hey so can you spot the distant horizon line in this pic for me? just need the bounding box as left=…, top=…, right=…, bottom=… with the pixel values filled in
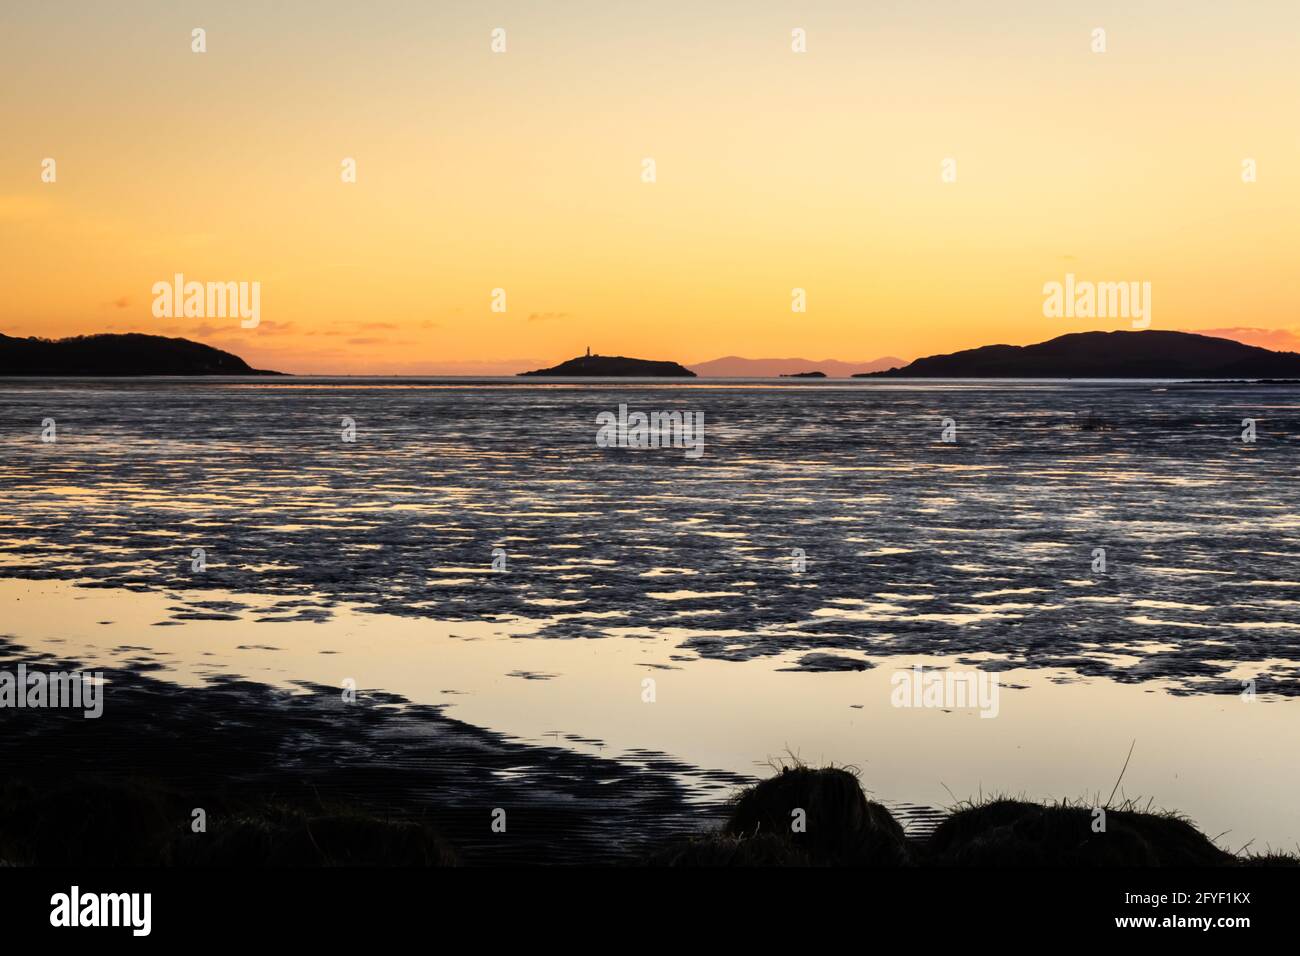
left=8, top=326, right=1300, bottom=378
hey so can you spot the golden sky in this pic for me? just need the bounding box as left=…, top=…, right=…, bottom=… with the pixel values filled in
left=2, top=2, right=1297, bottom=373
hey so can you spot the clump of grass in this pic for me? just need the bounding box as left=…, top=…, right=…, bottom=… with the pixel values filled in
left=926, top=794, right=1234, bottom=866
left=721, top=761, right=910, bottom=866
left=1237, top=847, right=1300, bottom=867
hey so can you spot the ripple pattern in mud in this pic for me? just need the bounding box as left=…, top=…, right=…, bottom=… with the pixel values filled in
left=2, top=380, right=1299, bottom=696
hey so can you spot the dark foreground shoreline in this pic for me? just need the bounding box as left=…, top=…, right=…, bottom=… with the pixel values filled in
left=0, top=639, right=743, bottom=865
left=0, top=639, right=1294, bottom=868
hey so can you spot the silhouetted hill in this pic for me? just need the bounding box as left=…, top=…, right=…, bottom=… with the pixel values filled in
left=0, top=333, right=281, bottom=376
left=781, top=371, right=827, bottom=378
left=519, top=354, right=695, bottom=377
left=691, top=355, right=903, bottom=377
left=859, top=331, right=1300, bottom=379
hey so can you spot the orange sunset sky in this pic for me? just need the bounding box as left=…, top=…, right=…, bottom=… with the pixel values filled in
left=2, top=1, right=1297, bottom=374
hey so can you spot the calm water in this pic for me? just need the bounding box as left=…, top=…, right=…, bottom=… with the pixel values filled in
left=2, top=378, right=1298, bottom=846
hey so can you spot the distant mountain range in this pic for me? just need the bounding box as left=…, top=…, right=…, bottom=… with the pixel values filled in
left=860, top=331, right=1300, bottom=379
left=518, top=354, right=695, bottom=377
left=0, top=333, right=280, bottom=376
left=689, top=356, right=904, bottom=377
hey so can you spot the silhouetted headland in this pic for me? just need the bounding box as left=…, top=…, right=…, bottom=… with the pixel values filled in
left=0, top=332, right=281, bottom=376
left=518, top=353, right=695, bottom=377
left=858, top=331, right=1300, bottom=379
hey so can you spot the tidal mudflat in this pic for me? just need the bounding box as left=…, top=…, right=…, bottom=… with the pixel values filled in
left=1, top=379, right=1297, bottom=855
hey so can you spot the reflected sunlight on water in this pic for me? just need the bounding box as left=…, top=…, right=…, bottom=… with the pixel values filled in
left=1, top=378, right=1298, bottom=844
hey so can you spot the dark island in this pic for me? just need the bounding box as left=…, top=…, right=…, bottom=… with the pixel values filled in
left=0, top=332, right=281, bottom=376
left=856, top=330, right=1300, bottom=379
left=780, top=370, right=826, bottom=378
left=519, top=352, right=696, bottom=377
